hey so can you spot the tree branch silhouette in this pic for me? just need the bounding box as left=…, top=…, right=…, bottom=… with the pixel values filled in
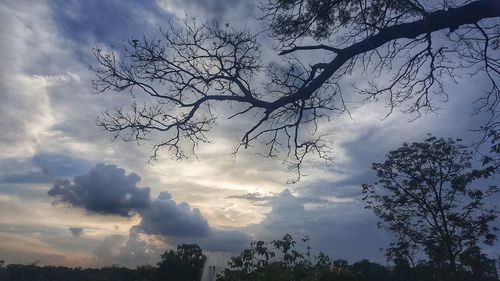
left=92, top=0, right=500, bottom=178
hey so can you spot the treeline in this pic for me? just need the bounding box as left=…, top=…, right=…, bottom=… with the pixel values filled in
left=0, top=244, right=205, bottom=281
left=0, top=238, right=498, bottom=281
left=0, top=263, right=157, bottom=281
left=0, top=254, right=497, bottom=281
left=219, top=235, right=499, bottom=281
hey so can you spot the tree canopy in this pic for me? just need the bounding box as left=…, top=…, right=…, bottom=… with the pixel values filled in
left=362, top=136, right=499, bottom=279
left=92, top=0, right=500, bottom=175
left=218, top=234, right=498, bottom=281
left=157, top=244, right=206, bottom=281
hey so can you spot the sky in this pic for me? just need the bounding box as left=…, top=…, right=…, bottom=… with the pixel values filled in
left=0, top=0, right=498, bottom=268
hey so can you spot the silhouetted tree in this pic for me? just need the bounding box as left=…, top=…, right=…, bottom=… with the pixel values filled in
left=362, top=136, right=499, bottom=279
left=391, top=258, right=412, bottom=281
left=483, top=128, right=500, bottom=172
left=92, top=0, right=500, bottom=176
left=157, top=244, right=206, bottom=281
left=350, top=259, right=391, bottom=281
left=219, top=234, right=363, bottom=281
left=459, top=246, right=498, bottom=280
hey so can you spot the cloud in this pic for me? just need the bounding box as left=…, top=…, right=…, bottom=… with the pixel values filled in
left=69, top=227, right=84, bottom=237
left=197, top=229, right=250, bottom=252
left=94, top=226, right=161, bottom=267
left=46, top=164, right=247, bottom=253
left=137, top=192, right=210, bottom=237
left=226, top=192, right=274, bottom=202
left=48, top=163, right=151, bottom=217
left=0, top=0, right=498, bottom=269
left=245, top=189, right=389, bottom=263
left=134, top=192, right=251, bottom=253
left=48, top=0, right=169, bottom=47
left=0, top=1, right=62, bottom=159
left=156, top=0, right=255, bottom=22
left=0, top=153, right=92, bottom=184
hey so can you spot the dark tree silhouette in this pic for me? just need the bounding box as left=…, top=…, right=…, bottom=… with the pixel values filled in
left=157, top=244, right=206, bottom=281
left=362, top=136, right=499, bottom=279
left=219, top=234, right=361, bottom=281
left=92, top=0, right=500, bottom=176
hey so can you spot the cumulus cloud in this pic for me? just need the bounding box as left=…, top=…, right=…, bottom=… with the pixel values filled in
left=47, top=164, right=248, bottom=254
left=94, top=226, right=161, bottom=267
left=135, top=191, right=252, bottom=252
left=69, top=227, right=84, bottom=237
left=138, top=192, right=210, bottom=237
left=48, top=163, right=151, bottom=217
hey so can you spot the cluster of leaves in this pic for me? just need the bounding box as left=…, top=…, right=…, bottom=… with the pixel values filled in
left=157, top=244, right=206, bottom=281
left=482, top=129, right=500, bottom=172
left=217, top=235, right=499, bottom=281
left=219, top=234, right=364, bottom=281
left=260, top=0, right=423, bottom=43
left=362, top=136, right=499, bottom=278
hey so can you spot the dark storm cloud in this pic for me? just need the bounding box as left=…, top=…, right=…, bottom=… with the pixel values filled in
left=137, top=192, right=210, bottom=237
left=69, top=227, right=84, bottom=237
left=48, top=0, right=168, bottom=47
left=135, top=192, right=252, bottom=252
left=0, top=153, right=92, bottom=184
left=48, top=163, right=151, bottom=217
left=46, top=164, right=244, bottom=247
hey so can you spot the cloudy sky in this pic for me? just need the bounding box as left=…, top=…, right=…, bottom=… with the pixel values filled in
left=0, top=0, right=498, bottom=268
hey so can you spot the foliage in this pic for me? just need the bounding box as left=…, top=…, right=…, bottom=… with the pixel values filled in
left=218, top=234, right=363, bottom=281
left=217, top=234, right=499, bottom=281
left=482, top=129, right=500, bottom=173
left=362, top=136, right=499, bottom=278
left=0, top=244, right=206, bottom=281
left=0, top=264, right=157, bottom=281
left=0, top=238, right=497, bottom=281
left=157, top=243, right=207, bottom=281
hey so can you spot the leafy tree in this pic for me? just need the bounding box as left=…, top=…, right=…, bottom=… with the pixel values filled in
left=92, top=0, right=500, bottom=175
left=391, top=258, right=412, bottom=281
left=483, top=128, right=500, bottom=173
left=157, top=244, right=206, bottom=281
left=350, top=259, right=391, bottom=281
left=459, top=245, right=498, bottom=279
left=362, top=136, right=499, bottom=279
left=218, top=234, right=362, bottom=281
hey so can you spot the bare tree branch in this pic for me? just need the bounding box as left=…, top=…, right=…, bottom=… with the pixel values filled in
left=92, top=0, right=500, bottom=176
